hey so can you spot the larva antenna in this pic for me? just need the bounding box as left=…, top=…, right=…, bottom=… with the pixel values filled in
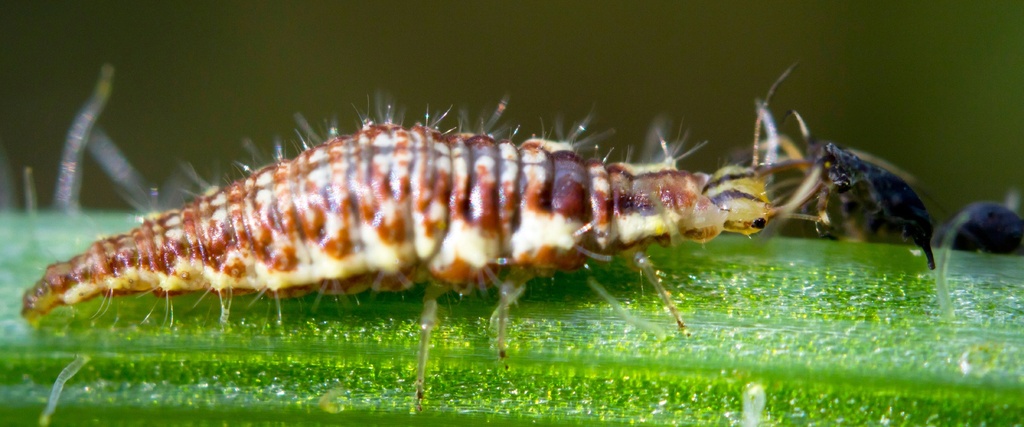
left=756, top=101, right=780, bottom=168
left=751, top=62, right=798, bottom=167
left=54, top=64, right=115, bottom=213
left=758, top=165, right=824, bottom=242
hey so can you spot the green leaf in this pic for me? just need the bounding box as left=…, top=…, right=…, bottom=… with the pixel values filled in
left=1, top=211, right=1022, bottom=425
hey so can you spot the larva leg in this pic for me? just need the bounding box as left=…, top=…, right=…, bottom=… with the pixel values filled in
left=587, top=277, right=666, bottom=340
left=494, top=280, right=526, bottom=360
left=633, top=251, right=686, bottom=330
left=415, top=283, right=447, bottom=411
left=218, top=288, right=232, bottom=325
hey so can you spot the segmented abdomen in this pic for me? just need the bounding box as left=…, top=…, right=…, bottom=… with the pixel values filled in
left=23, top=124, right=721, bottom=320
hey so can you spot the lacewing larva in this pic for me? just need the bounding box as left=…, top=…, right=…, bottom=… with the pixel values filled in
left=23, top=67, right=792, bottom=409
left=23, top=121, right=778, bottom=403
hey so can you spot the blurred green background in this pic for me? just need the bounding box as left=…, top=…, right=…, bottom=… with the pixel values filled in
left=2, top=1, right=1023, bottom=218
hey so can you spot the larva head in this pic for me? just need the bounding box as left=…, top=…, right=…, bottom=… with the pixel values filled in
left=702, top=165, right=772, bottom=235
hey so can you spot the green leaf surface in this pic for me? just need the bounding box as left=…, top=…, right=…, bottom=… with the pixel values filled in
left=1, top=212, right=1022, bottom=425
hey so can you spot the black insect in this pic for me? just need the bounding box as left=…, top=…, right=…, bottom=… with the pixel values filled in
left=817, top=142, right=935, bottom=268
left=783, top=112, right=936, bottom=270
left=933, top=202, right=1023, bottom=254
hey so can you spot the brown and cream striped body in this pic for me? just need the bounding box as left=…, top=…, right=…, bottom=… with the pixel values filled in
left=23, top=123, right=768, bottom=321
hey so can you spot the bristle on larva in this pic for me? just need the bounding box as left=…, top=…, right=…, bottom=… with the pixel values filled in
left=23, top=123, right=769, bottom=320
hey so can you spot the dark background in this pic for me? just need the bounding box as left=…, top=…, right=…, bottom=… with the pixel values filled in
left=2, top=1, right=1023, bottom=219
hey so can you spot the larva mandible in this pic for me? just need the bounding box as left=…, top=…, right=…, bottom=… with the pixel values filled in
left=23, top=114, right=776, bottom=407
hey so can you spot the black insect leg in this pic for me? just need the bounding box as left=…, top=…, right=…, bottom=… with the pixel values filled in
left=813, top=186, right=838, bottom=239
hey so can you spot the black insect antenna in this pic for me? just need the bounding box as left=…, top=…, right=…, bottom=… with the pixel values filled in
left=784, top=110, right=815, bottom=146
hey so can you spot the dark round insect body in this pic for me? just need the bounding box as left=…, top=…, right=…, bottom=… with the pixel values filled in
left=934, top=202, right=1023, bottom=254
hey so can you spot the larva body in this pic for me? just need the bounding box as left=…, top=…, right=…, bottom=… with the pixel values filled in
left=24, top=121, right=774, bottom=408
left=23, top=123, right=769, bottom=321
